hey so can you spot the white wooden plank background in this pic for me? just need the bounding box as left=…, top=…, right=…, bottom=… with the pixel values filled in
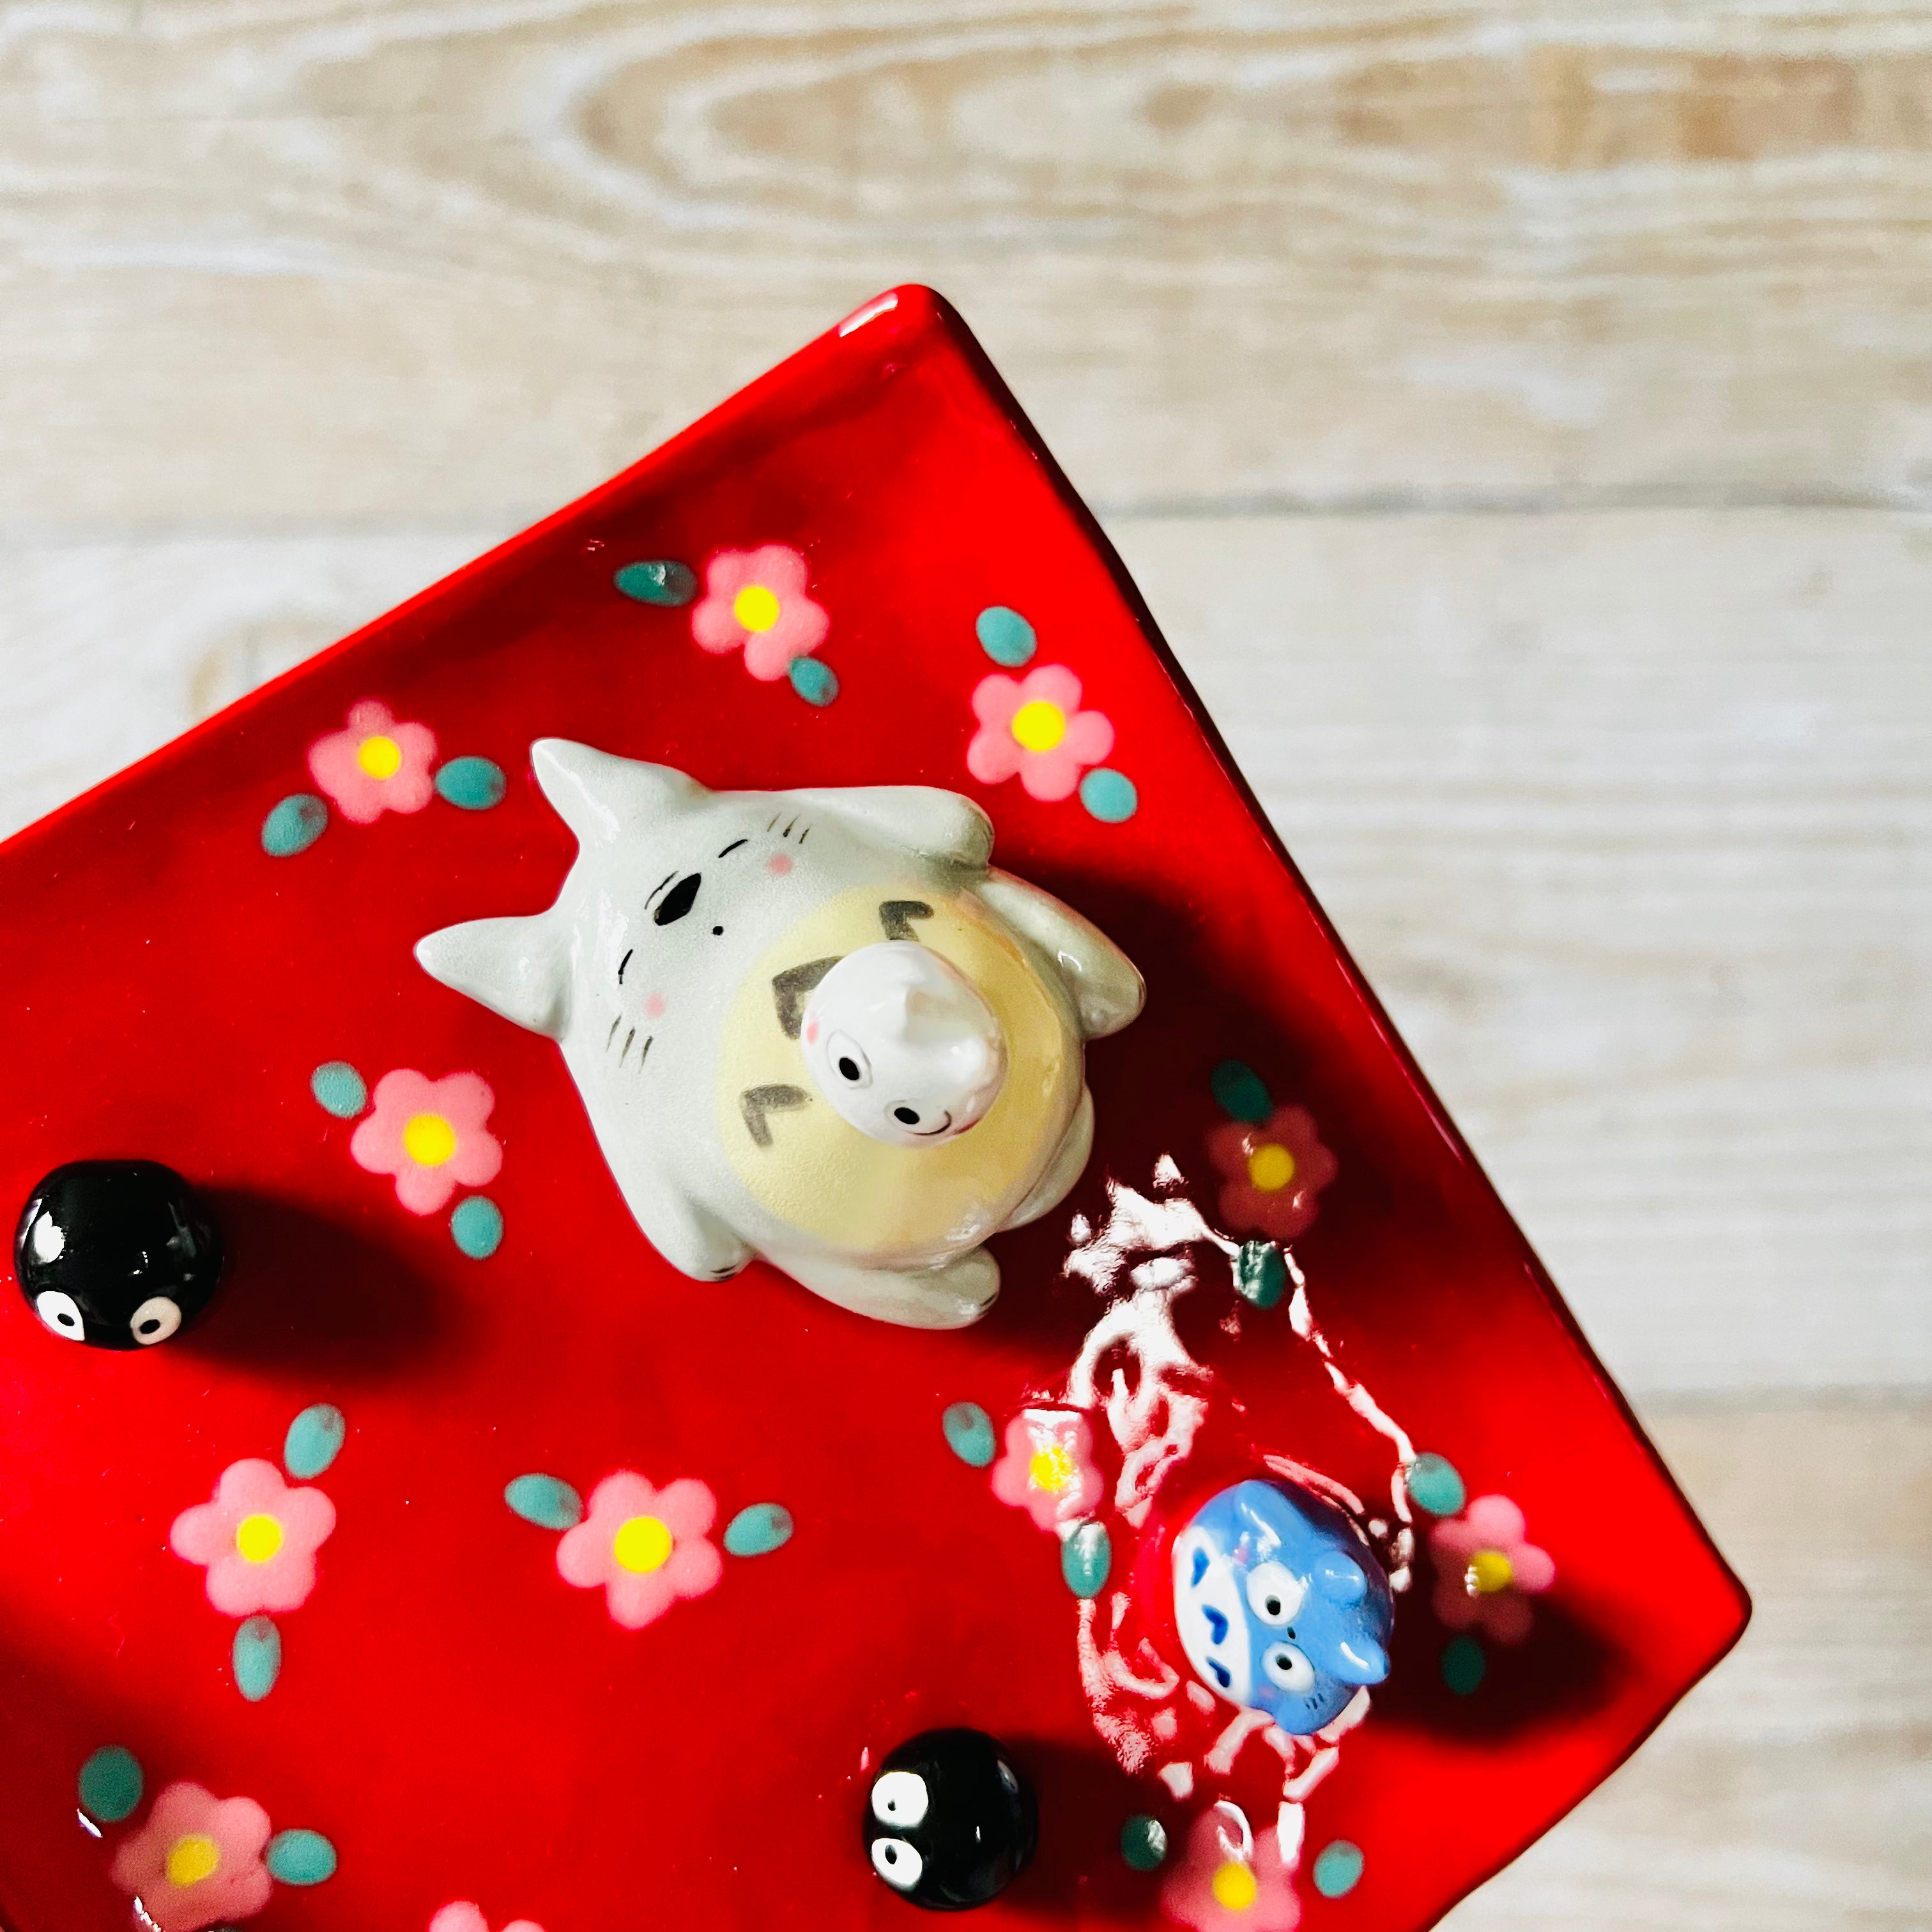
left=3, top=0, right=1927, bottom=1923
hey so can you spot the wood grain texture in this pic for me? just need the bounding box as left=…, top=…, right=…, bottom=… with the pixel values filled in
left=5, top=1, right=1932, bottom=526
left=3, top=509, right=1924, bottom=1396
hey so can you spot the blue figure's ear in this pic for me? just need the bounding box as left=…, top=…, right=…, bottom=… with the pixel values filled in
left=1332, top=1636, right=1390, bottom=1685
left=1314, top=1556, right=1368, bottom=1606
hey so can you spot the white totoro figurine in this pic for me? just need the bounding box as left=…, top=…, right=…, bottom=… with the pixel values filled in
left=415, top=740, right=1144, bottom=1328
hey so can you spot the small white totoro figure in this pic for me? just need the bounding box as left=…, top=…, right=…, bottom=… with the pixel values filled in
left=415, top=740, right=1144, bottom=1328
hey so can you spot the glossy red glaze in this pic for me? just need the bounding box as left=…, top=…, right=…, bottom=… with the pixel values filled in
left=0, top=288, right=1747, bottom=1932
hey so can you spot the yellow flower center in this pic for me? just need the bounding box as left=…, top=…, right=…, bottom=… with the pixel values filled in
left=1468, top=1549, right=1515, bottom=1595
left=1211, top=1860, right=1259, bottom=1910
left=733, top=585, right=781, bottom=632
left=402, top=1112, right=458, bottom=1167
left=234, top=1513, right=285, bottom=1563
left=165, top=1834, right=222, bottom=1887
left=1028, top=1445, right=1075, bottom=1493
left=613, top=1514, right=673, bottom=1574
left=1011, top=700, right=1068, bottom=753
left=1246, top=1143, right=1296, bottom=1192
left=356, top=733, right=403, bottom=779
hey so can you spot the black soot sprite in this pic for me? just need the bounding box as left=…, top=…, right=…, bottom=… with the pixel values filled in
left=14, top=1161, right=224, bottom=1350
left=863, top=1728, right=1038, bottom=1911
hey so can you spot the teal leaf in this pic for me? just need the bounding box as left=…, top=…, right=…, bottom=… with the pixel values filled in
left=1441, top=1634, right=1485, bottom=1696
left=77, top=1746, right=142, bottom=1824
left=1119, top=1814, right=1168, bottom=1872
left=450, top=1195, right=504, bottom=1259
left=266, top=1829, right=337, bottom=1885
left=505, top=1474, right=583, bottom=1531
left=723, top=1503, right=794, bottom=1557
left=1061, top=1521, right=1112, bottom=1599
left=434, top=756, right=507, bottom=811
left=1078, top=767, right=1138, bottom=823
left=788, top=656, right=838, bottom=707
left=1312, top=1840, right=1365, bottom=1898
left=283, top=1404, right=346, bottom=1480
left=941, top=1401, right=996, bottom=1468
left=309, top=1062, right=366, bottom=1119
left=975, top=606, right=1037, bottom=668
left=1406, top=1452, right=1466, bottom=1517
left=233, top=1616, right=282, bottom=1702
left=1210, top=1059, right=1273, bottom=1124
left=1233, top=1240, right=1287, bottom=1310
left=614, top=560, right=698, bottom=607
left=261, top=794, right=327, bottom=857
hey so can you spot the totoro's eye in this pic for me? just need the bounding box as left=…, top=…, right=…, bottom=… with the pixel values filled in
left=1262, top=1643, right=1316, bottom=1694
left=828, top=1034, right=871, bottom=1087
left=870, top=1837, right=923, bottom=1892
left=654, top=873, right=702, bottom=926
left=129, top=1296, right=182, bottom=1346
left=871, top=1769, right=929, bottom=1828
left=1246, top=1561, right=1306, bottom=1627
left=34, top=1290, right=84, bottom=1341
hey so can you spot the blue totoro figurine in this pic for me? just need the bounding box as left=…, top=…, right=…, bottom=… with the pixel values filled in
left=1171, top=1478, right=1394, bottom=1735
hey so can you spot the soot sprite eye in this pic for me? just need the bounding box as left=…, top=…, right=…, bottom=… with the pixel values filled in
left=828, top=1034, right=871, bottom=1087
left=1263, top=1642, right=1316, bottom=1694
left=870, top=1837, right=924, bottom=1892
left=128, top=1295, right=182, bottom=1346
left=34, top=1290, right=84, bottom=1341
left=871, top=1770, right=930, bottom=1828
left=1245, top=1560, right=1306, bottom=1628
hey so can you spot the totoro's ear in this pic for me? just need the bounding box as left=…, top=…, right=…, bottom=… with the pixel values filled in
left=532, top=739, right=706, bottom=848
left=1331, top=1636, right=1390, bottom=1686
left=784, top=786, right=993, bottom=871
left=415, top=916, right=570, bottom=1039
left=1314, top=1555, right=1369, bottom=1606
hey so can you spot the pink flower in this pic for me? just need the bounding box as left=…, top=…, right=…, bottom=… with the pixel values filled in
left=307, top=698, right=437, bottom=824
left=170, top=1459, right=336, bottom=1618
left=349, top=1068, right=503, bottom=1216
left=1429, top=1493, right=1556, bottom=1644
left=1207, top=1106, right=1337, bottom=1245
left=691, top=545, right=829, bottom=680
left=109, top=1781, right=273, bottom=1932
left=1161, top=1805, right=1300, bottom=1932
left=989, top=1409, right=1103, bottom=1533
left=431, top=1906, right=546, bottom=1932
left=968, top=666, right=1115, bottom=802
left=556, top=1471, right=723, bottom=1630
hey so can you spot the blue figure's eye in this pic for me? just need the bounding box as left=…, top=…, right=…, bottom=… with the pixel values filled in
left=1262, top=1643, right=1316, bottom=1694
left=1245, top=1561, right=1305, bottom=1628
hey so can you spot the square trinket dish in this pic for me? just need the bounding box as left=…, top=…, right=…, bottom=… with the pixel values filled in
left=0, top=287, right=1747, bottom=1932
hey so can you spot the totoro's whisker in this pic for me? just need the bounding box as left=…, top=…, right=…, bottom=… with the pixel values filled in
left=638, top=1034, right=652, bottom=1073
left=606, top=1015, right=622, bottom=1051
left=798, top=824, right=809, bottom=844
left=645, top=871, right=676, bottom=908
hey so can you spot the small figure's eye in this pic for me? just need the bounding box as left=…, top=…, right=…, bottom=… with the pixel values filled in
left=892, top=1106, right=920, bottom=1126
left=828, top=1034, right=871, bottom=1087
left=1263, top=1643, right=1316, bottom=1694
left=34, top=1290, right=84, bottom=1342
left=870, top=1837, right=924, bottom=1892
left=1245, top=1561, right=1306, bottom=1627
left=129, top=1296, right=183, bottom=1346
left=870, top=1770, right=929, bottom=1828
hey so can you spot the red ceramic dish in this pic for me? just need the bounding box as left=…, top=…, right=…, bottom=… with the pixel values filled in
left=0, top=287, right=1747, bottom=1932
